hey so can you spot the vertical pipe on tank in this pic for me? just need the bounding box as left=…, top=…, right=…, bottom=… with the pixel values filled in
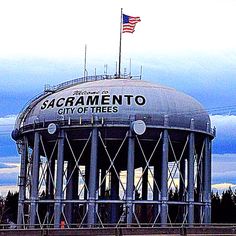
left=126, top=127, right=135, bottom=225
left=17, top=136, right=28, bottom=228
left=87, top=117, right=98, bottom=226
left=179, top=157, right=186, bottom=200
left=153, top=154, right=161, bottom=223
left=84, top=165, right=89, bottom=200
left=179, top=156, right=186, bottom=223
left=30, top=132, right=40, bottom=227
left=188, top=119, right=195, bottom=225
left=142, top=168, right=148, bottom=200
left=54, top=129, right=65, bottom=228
left=197, top=152, right=203, bottom=223
left=100, top=168, right=106, bottom=199
left=46, top=157, right=55, bottom=224
left=110, top=168, right=119, bottom=223
left=46, top=158, right=55, bottom=199
left=83, top=165, right=89, bottom=220
left=160, top=115, right=169, bottom=226
left=203, top=122, right=211, bottom=223
left=72, top=167, right=78, bottom=224
left=141, top=167, right=148, bottom=222
left=65, top=160, right=75, bottom=226
left=99, top=168, right=106, bottom=224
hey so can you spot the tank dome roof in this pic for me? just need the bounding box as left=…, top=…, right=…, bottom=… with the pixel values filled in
left=20, top=78, right=210, bottom=132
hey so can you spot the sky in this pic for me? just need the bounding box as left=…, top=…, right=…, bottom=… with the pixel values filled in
left=0, top=0, right=236, bottom=195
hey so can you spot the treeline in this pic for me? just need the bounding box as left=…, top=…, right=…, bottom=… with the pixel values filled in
left=167, top=188, right=236, bottom=223
left=211, top=188, right=236, bottom=223
left=0, top=189, right=236, bottom=224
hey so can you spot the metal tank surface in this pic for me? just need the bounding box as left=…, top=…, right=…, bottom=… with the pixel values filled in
left=12, top=75, right=215, bottom=228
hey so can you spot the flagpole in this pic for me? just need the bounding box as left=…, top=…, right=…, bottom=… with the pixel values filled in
left=118, top=8, right=123, bottom=78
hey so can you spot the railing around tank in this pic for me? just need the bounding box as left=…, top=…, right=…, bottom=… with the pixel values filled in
left=44, top=74, right=141, bottom=93
left=18, top=117, right=215, bottom=138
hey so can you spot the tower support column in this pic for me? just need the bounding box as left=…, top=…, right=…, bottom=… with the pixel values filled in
left=160, top=115, right=169, bottom=226
left=126, top=129, right=135, bottom=225
left=87, top=118, right=98, bottom=226
left=30, top=132, right=40, bottom=227
left=46, top=157, right=55, bottom=224
left=17, top=136, right=28, bottom=228
left=203, top=123, right=211, bottom=223
left=66, top=160, right=78, bottom=226
left=54, top=130, right=65, bottom=228
left=188, top=119, right=195, bottom=225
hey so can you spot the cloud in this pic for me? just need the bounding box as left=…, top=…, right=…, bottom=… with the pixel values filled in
left=210, top=115, right=236, bottom=153
left=0, top=156, right=20, bottom=163
left=1, top=0, right=236, bottom=59
left=0, top=173, right=18, bottom=186
left=212, top=183, right=236, bottom=195
left=0, top=162, right=19, bottom=189
left=0, top=115, right=18, bottom=157
left=211, top=115, right=236, bottom=136
left=0, top=115, right=17, bottom=132
left=212, top=183, right=236, bottom=190
left=212, top=153, right=236, bottom=184
left=0, top=185, right=18, bottom=197
left=0, top=163, right=17, bottom=169
left=0, top=115, right=16, bottom=125
left=213, top=153, right=236, bottom=160
left=0, top=163, right=19, bottom=174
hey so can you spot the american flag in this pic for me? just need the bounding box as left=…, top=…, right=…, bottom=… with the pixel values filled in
left=122, top=14, right=141, bottom=33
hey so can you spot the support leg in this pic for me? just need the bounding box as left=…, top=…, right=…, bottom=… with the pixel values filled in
left=29, top=132, right=40, bottom=227
left=160, top=129, right=168, bottom=226
left=17, top=136, right=28, bottom=228
left=203, top=135, right=211, bottom=223
left=87, top=125, right=98, bottom=226
left=187, top=119, right=195, bottom=225
left=126, top=130, right=135, bottom=225
left=66, top=161, right=73, bottom=226
left=54, top=130, right=65, bottom=228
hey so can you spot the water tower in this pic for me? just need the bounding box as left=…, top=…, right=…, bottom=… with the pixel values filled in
left=12, top=75, right=214, bottom=228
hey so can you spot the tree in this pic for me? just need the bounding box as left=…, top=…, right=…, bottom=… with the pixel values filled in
left=2, top=191, right=19, bottom=223
left=211, top=188, right=236, bottom=223
left=220, top=188, right=236, bottom=223
left=211, top=191, right=221, bottom=223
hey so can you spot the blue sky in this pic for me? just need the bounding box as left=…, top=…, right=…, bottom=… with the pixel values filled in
left=0, top=0, right=236, bottom=195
